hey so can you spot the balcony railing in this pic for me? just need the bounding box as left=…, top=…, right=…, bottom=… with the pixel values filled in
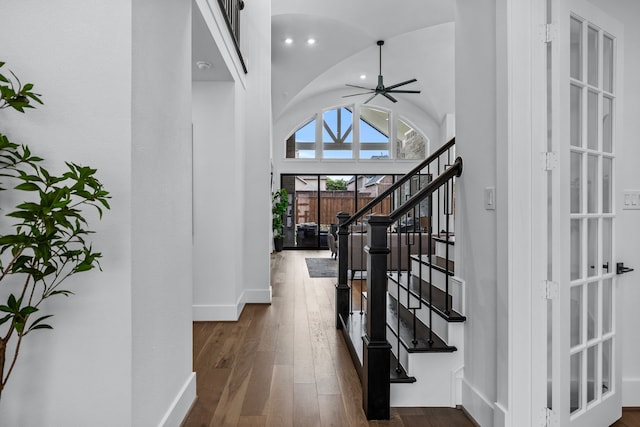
left=217, top=0, right=247, bottom=74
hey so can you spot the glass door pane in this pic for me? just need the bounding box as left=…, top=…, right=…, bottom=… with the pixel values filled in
left=281, top=175, right=297, bottom=248
left=320, top=175, right=355, bottom=248
left=562, top=9, right=619, bottom=424
left=293, top=175, right=319, bottom=248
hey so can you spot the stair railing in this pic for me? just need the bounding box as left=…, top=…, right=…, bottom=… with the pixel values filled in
left=335, top=138, right=456, bottom=331
left=334, top=137, right=461, bottom=420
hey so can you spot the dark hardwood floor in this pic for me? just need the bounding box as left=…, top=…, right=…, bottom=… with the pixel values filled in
left=181, top=250, right=639, bottom=427
left=613, top=408, right=640, bottom=427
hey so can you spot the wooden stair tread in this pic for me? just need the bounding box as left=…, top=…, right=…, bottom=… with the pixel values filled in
left=387, top=272, right=466, bottom=322
left=386, top=294, right=457, bottom=353
left=338, top=312, right=416, bottom=383
left=361, top=290, right=458, bottom=349
left=411, top=254, right=455, bottom=275
left=432, top=235, right=455, bottom=245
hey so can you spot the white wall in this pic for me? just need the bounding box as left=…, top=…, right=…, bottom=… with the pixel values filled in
left=0, top=1, right=133, bottom=425
left=192, top=81, right=241, bottom=319
left=455, top=0, right=500, bottom=426
left=131, top=0, right=195, bottom=425
left=191, top=0, right=272, bottom=321
left=0, top=1, right=197, bottom=426
left=587, top=0, right=640, bottom=406
left=240, top=0, right=273, bottom=306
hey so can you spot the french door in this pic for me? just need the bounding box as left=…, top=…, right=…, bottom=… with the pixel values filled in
left=550, top=0, right=623, bottom=425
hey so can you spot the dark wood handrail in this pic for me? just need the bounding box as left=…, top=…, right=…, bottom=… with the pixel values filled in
left=388, top=156, right=462, bottom=221
left=342, top=137, right=455, bottom=227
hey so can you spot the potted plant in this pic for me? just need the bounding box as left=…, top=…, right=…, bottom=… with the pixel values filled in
left=272, top=188, right=288, bottom=252
left=0, top=61, right=110, bottom=400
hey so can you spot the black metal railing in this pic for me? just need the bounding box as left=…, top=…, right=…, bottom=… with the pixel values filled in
left=334, top=138, right=461, bottom=420
left=217, top=0, right=247, bottom=74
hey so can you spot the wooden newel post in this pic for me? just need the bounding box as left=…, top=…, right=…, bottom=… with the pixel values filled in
left=362, top=214, right=392, bottom=420
left=335, top=212, right=351, bottom=329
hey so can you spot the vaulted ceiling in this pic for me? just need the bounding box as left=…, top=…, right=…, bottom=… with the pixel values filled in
left=271, top=0, right=456, bottom=122
left=191, top=1, right=456, bottom=127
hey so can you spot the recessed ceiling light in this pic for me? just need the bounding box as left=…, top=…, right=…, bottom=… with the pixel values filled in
left=285, top=38, right=293, bottom=44
left=307, top=38, right=316, bottom=45
left=360, top=74, right=366, bottom=80
left=195, top=61, right=212, bottom=70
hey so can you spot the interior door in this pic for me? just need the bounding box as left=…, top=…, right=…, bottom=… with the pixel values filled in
left=550, top=0, right=623, bottom=425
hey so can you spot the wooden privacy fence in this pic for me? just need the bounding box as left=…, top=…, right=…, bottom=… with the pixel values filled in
left=295, top=191, right=392, bottom=227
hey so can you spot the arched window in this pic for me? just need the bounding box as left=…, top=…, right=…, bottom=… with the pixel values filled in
left=285, top=105, right=428, bottom=160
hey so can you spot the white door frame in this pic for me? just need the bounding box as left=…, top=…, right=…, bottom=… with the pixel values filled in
left=500, top=0, right=624, bottom=426
left=496, top=0, right=555, bottom=425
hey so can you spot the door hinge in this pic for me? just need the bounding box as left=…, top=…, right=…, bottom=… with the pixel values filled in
left=542, top=151, right=558, bottom=171
left=542, top=280, right=559, bottom=300
left=542, top=23, right=556, bottom=43
left=542, top=407, right=555, bottom=427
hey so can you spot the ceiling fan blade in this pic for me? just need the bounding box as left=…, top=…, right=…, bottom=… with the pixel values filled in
left=385, top=78, right=418, bottom=90
left=382, top=92, right=398, bottom=103
left=346, top=84, right=374, bottom=90
left=343, top=40, right=418, bottom=104
left=363, top=93, right=378, bottom=104
left=342, top=91, right=375, bottom=98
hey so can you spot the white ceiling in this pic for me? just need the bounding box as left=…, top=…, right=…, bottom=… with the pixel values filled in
left=271, top=0, right=456, bottom=121
left=192, top=3, right=232, bottom=82
left=191, top=0, right=456, bottom=125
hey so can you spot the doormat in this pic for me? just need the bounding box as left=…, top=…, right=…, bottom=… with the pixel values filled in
left=305, top=257, right=337, bottom=278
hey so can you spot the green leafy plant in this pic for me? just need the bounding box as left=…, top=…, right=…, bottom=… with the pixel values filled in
left=326, top=177, right=347, bottom=191
left=272, top=188, right=288, bottom=239
left=0, top=61, right=42, bottom=112
left=0, top=61, right=110, bottom=400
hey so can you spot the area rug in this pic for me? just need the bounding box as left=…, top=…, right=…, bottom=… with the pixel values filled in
left=305, top=257, right=337, bottom=278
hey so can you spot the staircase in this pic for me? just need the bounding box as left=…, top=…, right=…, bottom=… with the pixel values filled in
left=334, top=138, right=464, bottom=419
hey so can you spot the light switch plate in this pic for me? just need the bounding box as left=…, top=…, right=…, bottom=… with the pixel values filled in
left=623, top=190, right=640, bottom=210
left=485, top=187, right=496, bottom=210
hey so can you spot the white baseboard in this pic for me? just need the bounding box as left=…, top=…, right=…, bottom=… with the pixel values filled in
left=242, top=287, right=272, bottom=304
left=493, top=401, right=508, bottom=427
left=192, top=287, right=272, bottom=321
left=158, top=372, right=196, bottom=427
left=623, top=377, right=640, bottom=406
left=452, top=365, right=464, bottom=406
left=192, top=304, right=238, bottom=321
left=461, top=379, right=495, bottom=427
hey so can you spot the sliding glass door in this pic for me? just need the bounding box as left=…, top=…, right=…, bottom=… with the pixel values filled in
left=281, top=174, right=400, bottom=249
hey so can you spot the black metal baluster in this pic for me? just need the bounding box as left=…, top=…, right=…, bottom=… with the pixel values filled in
left=427, top=193, right=434, bottom=346
left=444, top=179, right=451, bottom=315
left=395, top=224, right=403, bottom=373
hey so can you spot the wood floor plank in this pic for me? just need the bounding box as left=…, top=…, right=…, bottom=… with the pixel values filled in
left=265, top=364, right=294, bottom=427
left=183, top=250, right=491, bottom=427
left=210, top=370, right=251, bottom=427
left=237, top=416, right=266, bottom=427
left=293, top=382, right=321, bottom=427
left=294, top=275, right=316, bottom=384
left=318, top=393, right=350, bottom=427
left=240, top=350, right=275, bottom=416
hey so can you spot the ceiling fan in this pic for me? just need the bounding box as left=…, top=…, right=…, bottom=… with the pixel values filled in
left=343, top=40, right=421, bottom=104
